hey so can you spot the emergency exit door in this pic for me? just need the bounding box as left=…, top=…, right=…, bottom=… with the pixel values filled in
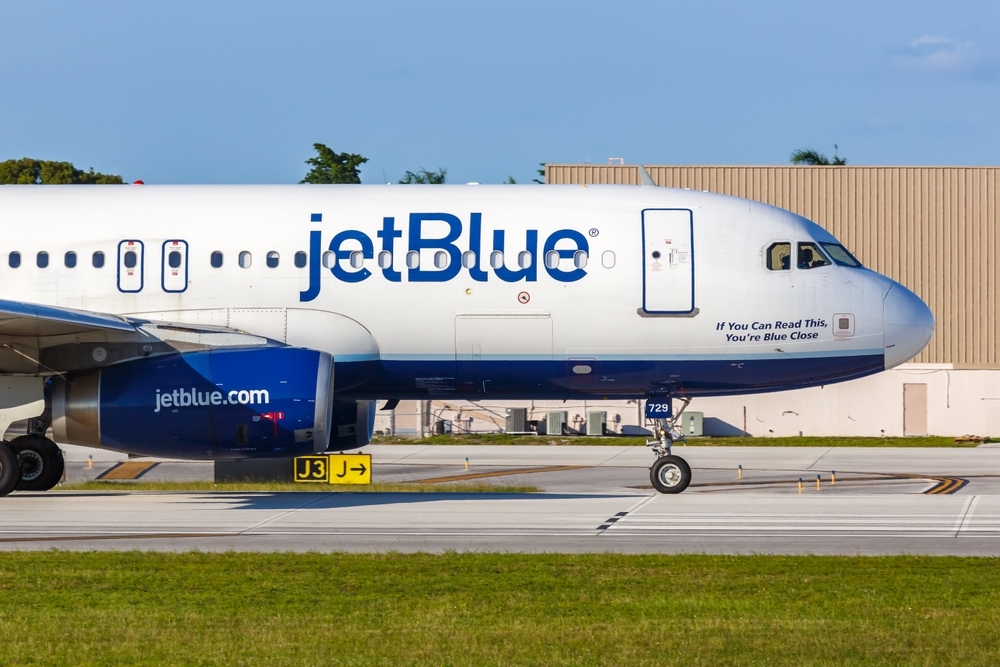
left=641, top=209, right=694, bottom=314
left=117, top=240, right=144, bottom=293
left=162, top=240, right=189, bottom=292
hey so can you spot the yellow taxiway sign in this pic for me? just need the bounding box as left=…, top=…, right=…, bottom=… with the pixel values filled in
left=293, top=454, right=371, bottom=485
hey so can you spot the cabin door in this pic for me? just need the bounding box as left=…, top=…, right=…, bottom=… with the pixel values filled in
left=641, top=209, right=695, bottom=314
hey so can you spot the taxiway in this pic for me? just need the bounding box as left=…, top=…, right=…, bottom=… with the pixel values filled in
left=3, top=444, right=999, bottom=554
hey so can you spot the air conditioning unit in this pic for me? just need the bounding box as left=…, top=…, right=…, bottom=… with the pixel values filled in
left=546, top=411, right=567, bottom=436
left=506, top=407, right=528, bottom=433
left=586, top=411, right=607, bottom=436
left=683, top=412, right=703, bottom=437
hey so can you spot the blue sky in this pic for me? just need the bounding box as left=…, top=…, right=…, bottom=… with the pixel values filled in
left=1, top=1, right=998, bottom=184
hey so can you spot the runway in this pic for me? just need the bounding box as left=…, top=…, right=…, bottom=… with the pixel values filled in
left=4, top=444, right=1000, bottom=554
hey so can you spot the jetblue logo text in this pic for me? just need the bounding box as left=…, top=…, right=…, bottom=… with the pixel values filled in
left=300, top=212, right=589, bottom=301
left=154, top=387, right=270, bottom=413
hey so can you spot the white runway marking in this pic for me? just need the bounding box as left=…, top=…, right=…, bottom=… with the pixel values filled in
left=603, top=494, right=1000, bottom=536
left=2, top=491, right=1000, bottom=553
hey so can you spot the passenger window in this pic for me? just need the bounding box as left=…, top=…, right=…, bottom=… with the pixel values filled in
left=239, top=251, right=252, bottom=269
left=433, top=251, right=448, bottom=269
left=8, top=252, right=20, bottom=268
left=123, top=251, right=137, bottom=269
left=168, top=251, right=182, bottom=269
left=406, top=251, right=420, bottom=269
left=573, top=250, right=588, bottom=269
left=210, top=251, right=223, bottom=268
left=544, top=250, right=559, bottom=269
left=461, top=251, right=476, bottom=269
left=92, top=251, right=105, bottom=268
left=350, top=250, right=365, bottom=269
left=378, top=251, right=392, bottom=269
left=266, top=251, right=279, bottom=268
left=490, top=251, right=504, bottom=270
left=294, top=251, right=307, bottom=268
left=602, top=250, right=616, bottom=269
left=767, top=242, right=791, bottom=270
left=797, top=242, right=831, bottom=269
left=37, top=252, right=49, bottom=268
left=65, top=251, right=77, bottom=268
left=517, top=251, right=532, bottom=269
left=322, top=251, right=335, bottom=269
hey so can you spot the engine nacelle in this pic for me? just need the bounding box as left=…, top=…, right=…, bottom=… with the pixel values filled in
left=326, top=400, right=376, bottom=452
left=53, top=347, right=333, bottom=460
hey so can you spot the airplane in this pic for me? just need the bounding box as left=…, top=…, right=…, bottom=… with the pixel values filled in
left=0, top=177, right=934, bottom=496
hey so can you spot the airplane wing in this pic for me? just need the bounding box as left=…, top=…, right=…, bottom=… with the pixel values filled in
left=0, top=298, right=270, bottom=374
left=0, top=298, right=138, bottom=337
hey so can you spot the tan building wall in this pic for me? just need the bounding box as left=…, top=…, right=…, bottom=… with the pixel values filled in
left=373, top=368, right=1000, bottom=438
left=546, top=165, right=1000, bottom=367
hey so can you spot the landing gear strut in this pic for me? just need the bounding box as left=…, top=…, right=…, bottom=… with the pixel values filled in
left=647, top=397, right=692, bottom=494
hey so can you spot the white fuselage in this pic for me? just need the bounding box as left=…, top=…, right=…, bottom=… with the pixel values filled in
left=0, top=184, right=933, bottom=400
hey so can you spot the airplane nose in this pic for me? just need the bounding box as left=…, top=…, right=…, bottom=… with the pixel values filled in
left=883, top=283, right=934, bottom=369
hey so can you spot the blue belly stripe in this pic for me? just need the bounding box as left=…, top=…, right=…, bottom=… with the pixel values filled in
left=334, top=354, right=886, bottom=400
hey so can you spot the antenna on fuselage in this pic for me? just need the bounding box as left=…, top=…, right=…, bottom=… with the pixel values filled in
left=638, top=165, right=657, bottom=186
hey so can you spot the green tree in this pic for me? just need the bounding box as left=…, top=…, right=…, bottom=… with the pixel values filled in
left=398, top=167, right=447, bottom=184
left=504, top=176, right=517, bottom=184
left=300, top=143, right=367, bottom=184
left=790, top=145, right=847, bottom=165
left=0, top=158, right=123, bottom=184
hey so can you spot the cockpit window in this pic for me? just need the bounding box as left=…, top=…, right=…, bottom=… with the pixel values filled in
left=821, top=242, right=862, bottom=267
left=797, top=242, right=831, bottom=269
left=766, top=242, right=791, bottom=270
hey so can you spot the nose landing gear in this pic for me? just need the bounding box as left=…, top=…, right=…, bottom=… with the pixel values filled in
left=647, top=397, right=692, bottom=494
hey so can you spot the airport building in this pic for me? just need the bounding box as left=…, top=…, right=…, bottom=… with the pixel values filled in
left=376, top=165, right=1000, bottom=439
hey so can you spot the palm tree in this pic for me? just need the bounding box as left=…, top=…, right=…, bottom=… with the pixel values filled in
left=790, top=145, right=847, bottom=165
left=399, top=168, right=447, bottom=184
left=532, top=162, right=545, bottom=184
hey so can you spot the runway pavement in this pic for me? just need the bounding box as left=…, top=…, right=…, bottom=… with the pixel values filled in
left=4, top=444, right=1000, bottom=554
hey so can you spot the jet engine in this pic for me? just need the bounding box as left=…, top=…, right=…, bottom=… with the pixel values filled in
left=326, top=400, right=376, bottom=452
left=52, top=347, right=333, bottom=460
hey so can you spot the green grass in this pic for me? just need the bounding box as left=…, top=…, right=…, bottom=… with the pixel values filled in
left=61, top=480, right=540, bottom=493
left=373, top=433, right=981, bottom=447
left=1, top=553, right=999, bottom=666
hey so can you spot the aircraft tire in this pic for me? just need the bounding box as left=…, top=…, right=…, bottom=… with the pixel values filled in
left=0, top=441, right=20, bottom=497
left=650, top=455, right=691, bottom=494
left=11, top=436, right=64, bottom=492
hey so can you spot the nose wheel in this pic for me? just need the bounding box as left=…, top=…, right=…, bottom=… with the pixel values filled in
left=650, top=455, right=691, bottom=494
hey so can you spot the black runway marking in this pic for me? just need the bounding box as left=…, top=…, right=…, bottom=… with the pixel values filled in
left=598, top=511, right=629, bottom=532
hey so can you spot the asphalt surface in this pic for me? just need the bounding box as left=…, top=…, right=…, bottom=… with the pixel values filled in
left=3, top=443, right=1000, bottom=554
